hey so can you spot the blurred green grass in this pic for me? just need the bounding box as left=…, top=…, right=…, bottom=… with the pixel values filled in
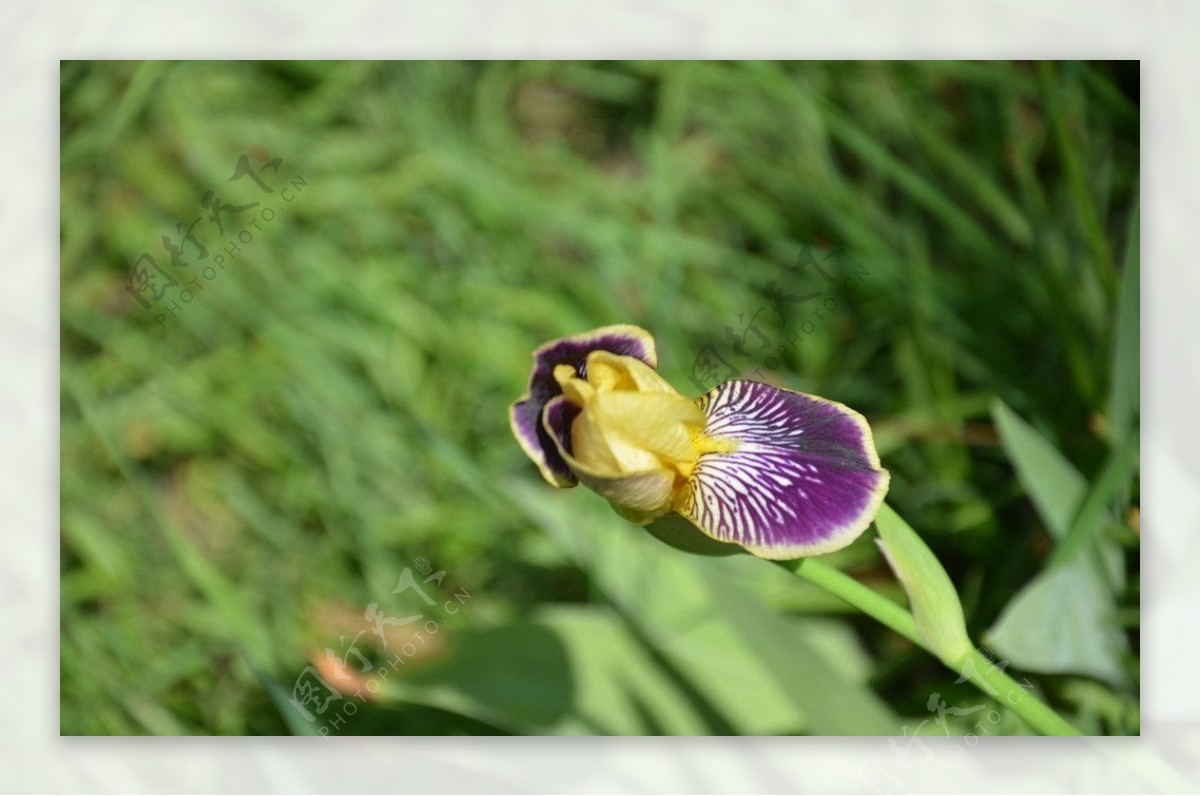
left=60, top=60, right=1139, bottom=735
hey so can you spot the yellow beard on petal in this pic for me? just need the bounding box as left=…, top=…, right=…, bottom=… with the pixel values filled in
left=687, top=426, right=740, bottom=459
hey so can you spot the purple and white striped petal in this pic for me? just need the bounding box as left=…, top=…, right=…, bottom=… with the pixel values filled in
left=509, top=324, right=657, bottom=487
left=676, top=380, right=889, bottom=560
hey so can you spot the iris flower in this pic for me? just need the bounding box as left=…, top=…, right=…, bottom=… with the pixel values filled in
left=509, top=325, right=889, bottom=560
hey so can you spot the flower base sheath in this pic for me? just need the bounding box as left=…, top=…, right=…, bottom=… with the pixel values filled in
left=510, top=325, right=889, bottom=560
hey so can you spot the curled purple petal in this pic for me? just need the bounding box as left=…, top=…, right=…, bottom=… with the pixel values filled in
left=677, top=380, right=889, bottom=559
left=541, top=394, right=580, bottom=462
left=510, top=397, right=574, bottom=487
left=509, top=325, right=657, bottom=487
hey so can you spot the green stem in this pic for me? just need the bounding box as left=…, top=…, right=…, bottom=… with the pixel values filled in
left=790, top=558, right=920, bottom=645
left=787, top=558, right=1080, bottom=736
left=954, top=647, right=1080, bottom=736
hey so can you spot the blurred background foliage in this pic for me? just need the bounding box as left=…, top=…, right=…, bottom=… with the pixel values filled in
left=60, top=60, right=1139, bottom=736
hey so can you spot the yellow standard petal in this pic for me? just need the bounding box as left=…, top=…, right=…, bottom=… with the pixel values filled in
left=548, top=351, right=713, bottom=521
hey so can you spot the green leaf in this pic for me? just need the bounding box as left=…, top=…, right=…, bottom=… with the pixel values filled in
left=382, top=606, right=711, bottom=735
left=1108, top=195, right=1140, bottom=446
left=534, top=607, right=714, bottom=735
left=509, top=480, right=901, bottom=735
left=990, top=398, right=1086, bottom=539
left=987, top=402, right=1134, bottom=683
left=1049, top=431, right=1140, bottom=572
left=991, top=400, right=1130, bottom=590
left=255, top=664, right=324, bottom=736
left=985, top=555, right=1129, bottom=686
left=383, top=619, right=574, bottom=733
left=872, top=503, right=971, bottom=665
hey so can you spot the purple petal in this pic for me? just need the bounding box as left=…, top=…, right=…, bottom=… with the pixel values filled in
left=509, top=325, right=657, bottom=487
left=677, top=380, right=889, bottom=559
left=510, top=397, right=574, bottom=487
left=540, top=394, right=580, bottom=462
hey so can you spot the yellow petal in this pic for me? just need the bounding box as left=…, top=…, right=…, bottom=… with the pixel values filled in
left=585, top=350, right=678, bottom=394
left=573, top=466, right=677, bottom=520
left=587, top=391, right=703, bottom=471
left=541, top=399, right=677, bottom=518
left=545, top=350, right=708, bottom=519
left=570, top=405, right=661, bottom=475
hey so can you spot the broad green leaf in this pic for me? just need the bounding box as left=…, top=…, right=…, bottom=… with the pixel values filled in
left=679, top=557, right=888, bottom=734
left=990, top=398, right=1086, bottom=539
left=535, top=607, right=712, bottom=735
left=985, top=555, right=1129, bottom=686
left=384, top=619, right=574, bottom=732
left=873, top=503, right=971, bottom=665
left=509, top=480, right=901, bottom=735
left=382, top=606, right=710, bottom=735
left=991, top=399, right=1128, bottom=591
left=988, top=400, right=1132, bottom=680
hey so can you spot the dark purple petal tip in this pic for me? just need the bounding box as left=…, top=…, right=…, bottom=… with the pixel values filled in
left=678, top=380, right=889, bottom=559
left=509, top=325, right=657, bottom=487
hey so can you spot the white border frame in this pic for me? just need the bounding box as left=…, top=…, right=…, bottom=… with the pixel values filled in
left=8, top=1, right=1193, bottom=792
